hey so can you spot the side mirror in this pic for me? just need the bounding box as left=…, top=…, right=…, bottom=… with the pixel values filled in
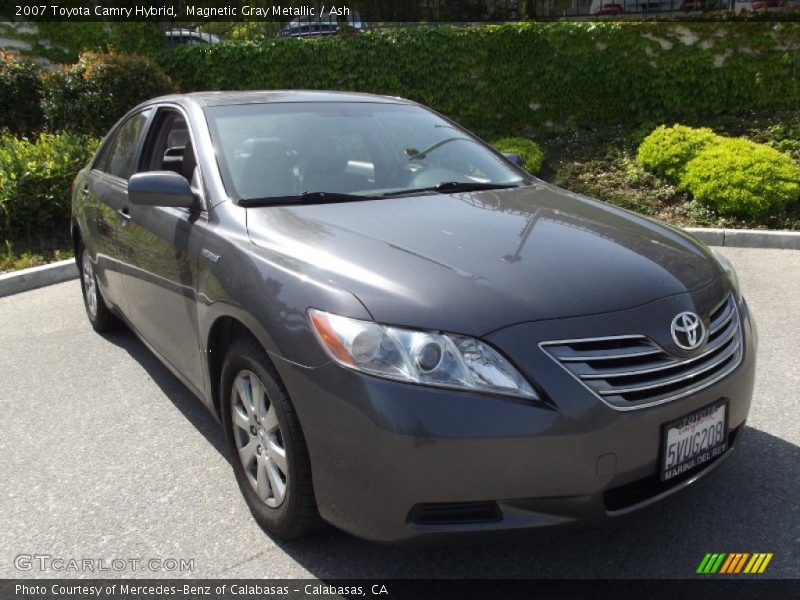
left=502, top=152, right=525, bottom=169
left=128, top=171, right=196, bottom=208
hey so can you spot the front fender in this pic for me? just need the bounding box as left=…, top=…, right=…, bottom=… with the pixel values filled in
left=196, top=221, right=372, bottom=368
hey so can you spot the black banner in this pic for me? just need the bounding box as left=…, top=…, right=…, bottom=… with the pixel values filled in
left=2, top=579, right=799, bottom=600
left=2, top=0, right=800, bottom=22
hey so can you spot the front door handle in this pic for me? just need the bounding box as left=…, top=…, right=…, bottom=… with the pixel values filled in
left=80, top=186, right=90, bottom=199
left=117, top=207, right=131, bottom=223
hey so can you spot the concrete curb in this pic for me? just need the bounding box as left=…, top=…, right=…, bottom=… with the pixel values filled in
left=0, top=227, right=798, bottom=297
left=685, top=227, right=800, bottom=250
left=0, top=259, right=78, bottom=298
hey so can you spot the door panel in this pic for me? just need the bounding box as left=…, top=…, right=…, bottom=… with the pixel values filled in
left=119, top=205, right=208, bottom=387
left=117, top=106, right=208, bottom=389
left=84, top=172, right=130, bottom=311
left=84, top=108, right=153, bottom=315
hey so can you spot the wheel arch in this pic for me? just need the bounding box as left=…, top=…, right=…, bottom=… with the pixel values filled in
left=206, top=315, right=272, bottom=419
left=71, top=219, right=83, bottom=268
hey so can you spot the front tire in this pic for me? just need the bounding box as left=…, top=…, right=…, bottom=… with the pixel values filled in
left=78, top=242, right=122, bottom=332
left=221, top=337, right=320, bottom=539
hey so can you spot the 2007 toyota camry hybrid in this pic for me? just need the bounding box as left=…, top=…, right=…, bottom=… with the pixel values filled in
left=72, top=91, right=755, bottom=542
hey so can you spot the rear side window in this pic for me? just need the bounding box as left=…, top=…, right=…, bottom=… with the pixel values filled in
left=91, top=135, right=115, bottom=171
left=105, top=110, right=151, bottom=180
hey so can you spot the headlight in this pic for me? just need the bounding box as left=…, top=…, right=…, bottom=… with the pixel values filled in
left=308, top=309, right=539, bottom=400
left=711, top=250, right=741, bottom=299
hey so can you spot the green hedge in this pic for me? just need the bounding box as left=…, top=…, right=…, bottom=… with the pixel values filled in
left=0, top=51, right=44, bottom=136
left=43, top=52, right=174, bottom=137
left=35, top=23, right=164, bottom=63
left=3, top=22, right=798, bottom=140
left=0, top=132, right=99, bottom=235
left=162, top=22, right=800, bottom=139
left=0, top=22, right=164, bottom=64
left=680, top=138, right=800, bottom=218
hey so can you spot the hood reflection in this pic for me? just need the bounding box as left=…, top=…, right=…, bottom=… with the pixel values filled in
left=245, top=185, right=721, bottom=335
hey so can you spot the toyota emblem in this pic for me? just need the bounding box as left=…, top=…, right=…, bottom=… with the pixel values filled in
left=671, top=311, right=705, bottom=351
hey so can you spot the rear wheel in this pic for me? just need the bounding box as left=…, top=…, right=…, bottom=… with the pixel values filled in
left=221, top=337, right=320, bottom=539
left=78, top=242, right=122, bottom=332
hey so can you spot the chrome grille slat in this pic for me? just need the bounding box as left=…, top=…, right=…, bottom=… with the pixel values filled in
left=579, top=317, right=738, bottom=380
left=709, top=301, right=735, bottom=336
left=705, top=314, right=738, bottom=346
left=593, top=335, right=739, bottom=395
left=558, top=348, right=662, bottom=362
left=570, top=355, right=673, bottom=377
left=547, top=337, right=659, bottom=362
left=709, top=293, right=730, bottom=317
left=540, top=294, right=743, bottom=410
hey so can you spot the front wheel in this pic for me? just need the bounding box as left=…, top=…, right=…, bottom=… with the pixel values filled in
left=221, top=337, right=320, bottom=539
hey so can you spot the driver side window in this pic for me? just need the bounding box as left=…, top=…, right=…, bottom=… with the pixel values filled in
left=141, top=108, right=200, bottom=194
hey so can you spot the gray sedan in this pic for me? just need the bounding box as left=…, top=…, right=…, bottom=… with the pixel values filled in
left=71, top=91, right=755, bottom=542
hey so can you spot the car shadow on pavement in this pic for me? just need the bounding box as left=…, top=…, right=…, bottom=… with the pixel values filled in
left=100, top=329, right=229, bottom=461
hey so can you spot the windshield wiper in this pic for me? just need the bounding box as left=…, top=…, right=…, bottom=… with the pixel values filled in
left=239, top=191, right=375, bottom=207
left=435, top=181, right=521, bottom=193
left=379, top=181, right=520, bottom=198
left=241, top=183, right=521, bottom=205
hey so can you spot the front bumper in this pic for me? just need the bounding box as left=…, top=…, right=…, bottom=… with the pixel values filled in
left=274, top=297, right=756, bottom=542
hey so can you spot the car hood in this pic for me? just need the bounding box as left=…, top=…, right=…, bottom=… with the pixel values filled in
left=246, top=183, right=724, bottom=336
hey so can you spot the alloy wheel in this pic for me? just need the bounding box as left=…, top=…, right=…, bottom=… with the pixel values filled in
left=81, top=250, right=98, bottom=318
left=231, top=370, right=288, bottom=508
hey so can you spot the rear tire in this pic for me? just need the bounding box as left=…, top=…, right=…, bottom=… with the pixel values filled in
left=78, top=242, right=122, bottom=333
left=221, top=336, right=321, bottom=539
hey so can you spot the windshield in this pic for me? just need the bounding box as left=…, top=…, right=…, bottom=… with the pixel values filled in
left=204, top=102, right=530, bottom=203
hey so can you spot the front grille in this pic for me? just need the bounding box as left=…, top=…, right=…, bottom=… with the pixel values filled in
left=408, top=501, right=502, bottom=525
left=541, top=294, right=742, bottom=409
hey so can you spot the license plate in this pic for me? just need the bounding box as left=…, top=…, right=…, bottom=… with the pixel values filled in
left=661, top=400, right=728, bottom=482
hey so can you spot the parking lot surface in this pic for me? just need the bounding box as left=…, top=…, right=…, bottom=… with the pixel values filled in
left=1, top=247, right=798, bottom=579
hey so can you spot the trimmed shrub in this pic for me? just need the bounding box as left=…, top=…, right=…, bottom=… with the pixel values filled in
left=0, top=51, right=44, bottom=136
left=0, top=132, right=99, bottom=235
left=491, top=137, right=545, bottom=174
left=680, top=138, right=800, bottom=218
left=636, top=125, right=718, bottom=180
left=43, top=51, right=174, bottom=136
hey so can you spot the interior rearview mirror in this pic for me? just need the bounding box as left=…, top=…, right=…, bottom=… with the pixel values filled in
left=128, top=171, right=196, bottom=208
left=502, top=152, right=525, bottom=169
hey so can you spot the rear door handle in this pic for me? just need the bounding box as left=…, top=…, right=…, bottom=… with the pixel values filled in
left=80, top=186, right=90, bottom=199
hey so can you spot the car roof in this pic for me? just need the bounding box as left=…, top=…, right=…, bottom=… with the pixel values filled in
left=149, top=90, right=415, bottom=108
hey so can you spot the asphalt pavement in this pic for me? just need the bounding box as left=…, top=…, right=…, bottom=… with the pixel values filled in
left=0, top=247, right=798, bottom=579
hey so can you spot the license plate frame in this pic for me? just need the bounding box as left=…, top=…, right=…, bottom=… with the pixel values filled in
left=660, top=399, right=729, bottom=482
